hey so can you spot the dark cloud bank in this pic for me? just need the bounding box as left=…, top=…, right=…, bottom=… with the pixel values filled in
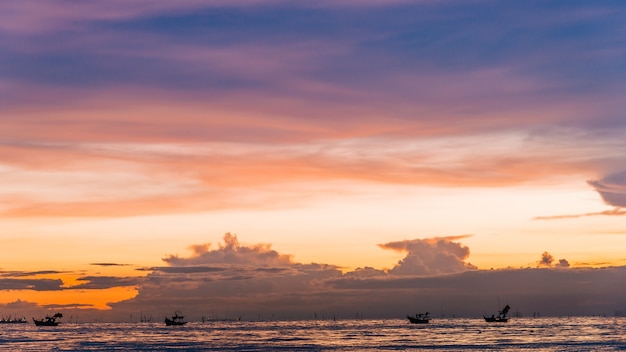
left=108, top=234, right=626, bottom=321
left=2, top=234, right=625, bottom=321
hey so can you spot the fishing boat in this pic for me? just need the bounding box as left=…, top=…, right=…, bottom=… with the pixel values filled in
left=0, top=316, right=27, bottom=324
left=33, top=313, right=63, bottom=326
left=407, top=312, right=430, bottom=324
left=484, top=305, right=510, bottom=323
left=165, top=311, right=187, bottom=326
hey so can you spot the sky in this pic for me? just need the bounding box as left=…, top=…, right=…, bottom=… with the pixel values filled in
left=1, top=0, right=626, bottom=322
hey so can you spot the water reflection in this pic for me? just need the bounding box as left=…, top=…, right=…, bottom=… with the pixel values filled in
left=0, top=317, right=624, bottom=351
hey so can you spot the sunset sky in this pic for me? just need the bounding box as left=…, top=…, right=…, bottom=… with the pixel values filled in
left=1, top=0, right=626, bottom=321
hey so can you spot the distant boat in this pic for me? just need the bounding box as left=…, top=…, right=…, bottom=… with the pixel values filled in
left=407, top=312, right=431, bottom=324
left=484, top=305, right=510, bottom=323
left=33, top=313, right=63, bottom=326
left=165, top=311, right=187, bottom=326
left=0, top=316, right=27, bottom=324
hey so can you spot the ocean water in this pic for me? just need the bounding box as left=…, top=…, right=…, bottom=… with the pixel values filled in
left=1, top=317, right=625, bottom=351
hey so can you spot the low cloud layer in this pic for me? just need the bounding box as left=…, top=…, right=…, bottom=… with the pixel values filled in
left=0, top=234, right=624, bottom=321
left=103, top=235, right=619, bottom=322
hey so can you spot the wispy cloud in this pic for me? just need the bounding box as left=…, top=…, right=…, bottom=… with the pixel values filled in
left=71, top=276, right=143, bottom=290
left=0, top=270, right=68, bottom=277
left=534, top=207, right=626, bottom=220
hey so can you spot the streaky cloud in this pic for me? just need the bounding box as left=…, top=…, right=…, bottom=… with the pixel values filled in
left=72, top=276, right=143, bottom=290
left=89, top=263, right=132, bottom=267
left=147, top=266, right=226, bottom=274
left=41, top=303, right=95, bottom=309
left=0, top=270, right=68, bottom=277
left=534, top=207, right=626, bottom=220
left=0, top=278, right=64, bottom=291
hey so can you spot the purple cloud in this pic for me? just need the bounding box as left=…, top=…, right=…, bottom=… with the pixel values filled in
left=588, top=171, right=626, bottom=207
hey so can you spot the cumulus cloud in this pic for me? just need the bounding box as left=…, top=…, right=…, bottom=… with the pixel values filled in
left=2, top=234, right=617, bottom=321
left=537, top=251, right=569, bottom=269
left=162, top=233, right=293, bottom=267
left=379, top=236, right=477, bottom=276
left=105, top=234, right=483, bottom=321
left=538, top=251, right=554, bottom=267
left=556, top=259, right=570, bottom=268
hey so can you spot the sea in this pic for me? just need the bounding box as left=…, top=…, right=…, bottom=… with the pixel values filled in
left=1, top=317, right=625, bottom=351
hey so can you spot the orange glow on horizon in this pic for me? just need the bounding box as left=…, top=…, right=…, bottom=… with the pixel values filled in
left=0, top=287, right=138, bottom=310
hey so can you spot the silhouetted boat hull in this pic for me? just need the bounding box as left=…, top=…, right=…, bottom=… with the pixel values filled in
left=165, top=317, right=188, bottom=326
left=407, top=312, right=430, bottom=324
left=483, top=316, right=508, bottom=323
left=165, top=311, right=187, bottom=326
left=33, top=318, right=59, bottom=326
left=484, top=304, right=510, bottom=323
left=407, top=315, right=430, bottom=324
left=33, top=313, right=62, bottom=326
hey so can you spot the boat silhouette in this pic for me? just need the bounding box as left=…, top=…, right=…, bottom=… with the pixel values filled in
left=33, top=313, right=63, bottom=326
left=407, top=312, right=431, bottom=324
left=484, top=305, right=510, bottom=323
left=165, top=311, right=187, bottom=326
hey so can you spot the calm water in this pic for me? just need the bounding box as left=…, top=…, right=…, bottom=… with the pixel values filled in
left=1, top=317, right=625, bottom=351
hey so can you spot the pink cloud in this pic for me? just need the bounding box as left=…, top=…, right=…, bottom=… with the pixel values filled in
left=163, top=233, right=293, bottom=267
left=379, top=236, right=477, bottom=276
left=534, top=207, right=626, bottom=220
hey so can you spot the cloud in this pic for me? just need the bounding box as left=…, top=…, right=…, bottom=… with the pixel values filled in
left=537, top=251, right=570, bottom=269
left=89, top=263, right=132, bottom=267
left=534, top=207, right=626, bottom=220
left=538, top=251, right=554, bottom=267
left=588, top=171, right=626, bottom=207
left=71, top=276, right=143, bottom=290
left=0, top=278, right=64, bottom=291
left=556, top=259, right=570, bottom=268
left=0, top=235, right=618, bottom=321
left=162, top=233, right=294, bottom=267
left=108, top=234, right=480, bottom=320
left=40, top=303, right=95, bottom=309
left=0, top=270, right=67, bottom=277
left=378, top=236, right=477, bottom=276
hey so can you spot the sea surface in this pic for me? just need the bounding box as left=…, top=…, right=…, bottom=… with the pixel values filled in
left=1, top=317, right=625, bottom=351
